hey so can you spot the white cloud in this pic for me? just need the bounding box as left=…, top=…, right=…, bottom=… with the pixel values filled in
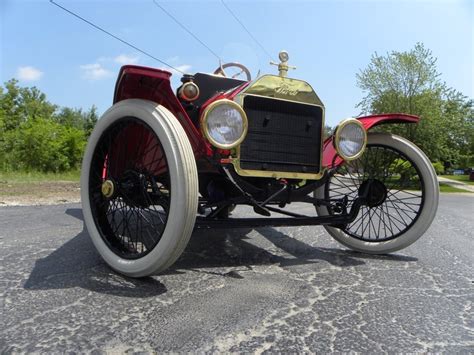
left=114, top=54, right=139, bottom=65
left=166, top=56, right=180, bottom=63
left=97, top=56, right=112, bottom=62
left=80, top=63, right=113, bottom=80
left=17, top=66, right=43, bottom=81
left=175, top=64, right=191, bottom=73
left=160, top=64, right=192, bottom=75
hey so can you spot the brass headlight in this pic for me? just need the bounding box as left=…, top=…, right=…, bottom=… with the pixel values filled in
left=201, top=99, right=248, bottom=149
left=334, top=118, right=367, bottom=161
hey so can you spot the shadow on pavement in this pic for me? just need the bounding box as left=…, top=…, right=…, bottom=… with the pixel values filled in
left=24, top=208, right=417, bottom=292
left=256, top=227, right=418, bottom=263
left=174, top=226, right=416, bottom=274
left=23, top=208, right=167, bottom=298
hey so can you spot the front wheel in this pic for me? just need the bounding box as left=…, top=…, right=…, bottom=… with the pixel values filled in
left=315, top=132, right=439, bottom=254
left=81, top=99, right=198, bottom=277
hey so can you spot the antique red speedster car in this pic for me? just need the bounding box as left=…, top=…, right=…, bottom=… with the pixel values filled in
left=81, top=51, right=439, bottom=277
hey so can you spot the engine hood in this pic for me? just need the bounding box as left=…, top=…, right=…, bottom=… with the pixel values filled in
left=235, top=75, right=324, bottom=107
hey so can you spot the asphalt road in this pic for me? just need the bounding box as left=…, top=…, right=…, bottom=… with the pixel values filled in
left=1, top=194, right=473, bottom=353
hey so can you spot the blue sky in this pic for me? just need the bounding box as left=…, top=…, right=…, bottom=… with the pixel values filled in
left=1, top=0, right=472, bottom=127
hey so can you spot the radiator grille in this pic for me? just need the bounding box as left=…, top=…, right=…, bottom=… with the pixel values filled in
left=239, top=95, right=323, bottom=174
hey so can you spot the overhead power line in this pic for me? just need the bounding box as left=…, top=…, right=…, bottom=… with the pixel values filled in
left=220, top=0, right=275, bottom=62
left=152, top=0, right=222, bottom=62
left=49, top=0, right=185, bottom=74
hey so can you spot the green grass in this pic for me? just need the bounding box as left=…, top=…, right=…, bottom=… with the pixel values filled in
left=0, top=170, right=470, bottom=197
left=440, top=174, right=474, bottom=185
left=0, top=170, right=80, bottom=183
left=439, top=182, right=472, bottom=193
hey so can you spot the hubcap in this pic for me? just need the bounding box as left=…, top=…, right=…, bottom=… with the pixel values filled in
left=359, top=179, right=387, bottom=208
left=120, top=170, right=152, bottom=209
left=101, top=179, right=115, bottom=198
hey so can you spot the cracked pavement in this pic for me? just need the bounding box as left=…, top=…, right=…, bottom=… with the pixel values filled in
left=0, top=194, right=473, bottom=352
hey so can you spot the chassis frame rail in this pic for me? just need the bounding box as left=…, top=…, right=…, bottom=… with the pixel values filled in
left=195, top=197, right=364, bottom=229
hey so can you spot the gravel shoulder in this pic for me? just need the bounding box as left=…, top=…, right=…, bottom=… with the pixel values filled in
left=0, top=179, right=471, bottom=207
left=0, top=181, right=80, bottom=206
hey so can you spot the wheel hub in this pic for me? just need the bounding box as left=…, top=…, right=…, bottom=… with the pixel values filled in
left=101, top=179, right=115, bottom=198
left=358, top=179, right=387, bottom=208
left=119, top=171, right=151, bottom=208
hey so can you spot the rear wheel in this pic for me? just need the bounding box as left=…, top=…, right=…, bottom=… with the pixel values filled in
left=81, top=99, right=198, bottom=277
left=315, top=132, right=439, bottom=254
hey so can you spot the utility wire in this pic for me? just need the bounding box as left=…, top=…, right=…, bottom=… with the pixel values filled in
left=220, top=0, right=275, bottom=62
left=152, top=0, right=222, bottom=62
left=49, top=0, right=185, bottom=74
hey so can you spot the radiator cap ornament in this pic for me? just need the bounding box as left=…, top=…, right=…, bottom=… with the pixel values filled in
left=270, top=50, right=296, bottom=77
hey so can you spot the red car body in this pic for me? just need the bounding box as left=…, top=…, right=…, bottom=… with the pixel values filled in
left=79, top=61, right=439, bottom=277
left=113, top=65, right=420, bottom=170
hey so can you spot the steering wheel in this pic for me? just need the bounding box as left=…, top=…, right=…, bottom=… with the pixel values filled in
left=213, top=62, right=252, bottom=81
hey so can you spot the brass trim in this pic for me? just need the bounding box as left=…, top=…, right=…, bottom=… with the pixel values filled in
left=334, top=118, right=368, bottom=161
left=231, top=157, right=326, bottom=180
left=178, top=81, right=200, bottom=101
left=232, top=93, right=326, bottom=181
left=200, top=99, right=248, bottom=150
left=279, top=50, right=289, bottom=62
left=270, top=50, right=296, bottom=77
left=234, top=75, right=324, bottom=107
left=101, top=179, right=115, bottom=198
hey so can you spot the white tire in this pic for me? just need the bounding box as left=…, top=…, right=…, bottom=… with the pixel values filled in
left=315, top=132, right=439, bottom=254
left=81, top=99, right=198, bottom=277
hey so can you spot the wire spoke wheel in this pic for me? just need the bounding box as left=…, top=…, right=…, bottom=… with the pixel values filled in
left=81, top=99, right=198, bottom=277
left=89, top=118, right=171, bottom=258
left=89, top=117, right=171, bottom=259
left=327, top=144, right=424, bottom=242
left=315, top=133, right=439, bottom=254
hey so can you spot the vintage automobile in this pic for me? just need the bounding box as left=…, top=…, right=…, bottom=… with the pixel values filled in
left=80, top=51, right=439, bottom=277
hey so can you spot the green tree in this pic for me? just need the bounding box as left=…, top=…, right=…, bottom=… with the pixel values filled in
left=54, top=104, right=98, bottom=137
left=0, top=86, right=5, bottom=168
left=54, top=107, right=85, bottom=129
left=3, top=118, right=85, bottom=172
left=0, top=79, right=96, bottom=172
left=323, top=124, right=333, bottom=139
left=0, top=79, right=56, bottom=131
left=356, top=43, right=473, bottom=167
left=0, top=86, right=4, bottom=130
left=83, top=105, right=99, bottom=137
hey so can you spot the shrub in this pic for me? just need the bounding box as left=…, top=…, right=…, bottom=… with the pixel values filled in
left=3, top=117, right=85, bottom=172
left=432, top=161, right=444, bottom=175
left=0, top=79, right=93, bottom=173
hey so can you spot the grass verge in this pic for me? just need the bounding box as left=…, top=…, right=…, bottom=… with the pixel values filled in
left=440, top=174, right=474, bottom=185
left=0, top=170, right=80, bottom=183
left=439, top=182, right=472, bottom=193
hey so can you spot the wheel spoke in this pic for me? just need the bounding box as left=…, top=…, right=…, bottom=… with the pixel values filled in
left=325, top=142, right=425, bottom=242
left=89, top=118, right=171, bottom=259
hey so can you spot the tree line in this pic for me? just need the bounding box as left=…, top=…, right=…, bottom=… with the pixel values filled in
left=356, top=43, right=473, bottom=173
left=0, top=79, right=97, bottom=172
left=0, top=43, right=472, bottom=174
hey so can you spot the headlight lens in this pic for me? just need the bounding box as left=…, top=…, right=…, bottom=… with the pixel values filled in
left=201, top=99, right=248, bottom=149
left=334, top=119, right=367, bottom=160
